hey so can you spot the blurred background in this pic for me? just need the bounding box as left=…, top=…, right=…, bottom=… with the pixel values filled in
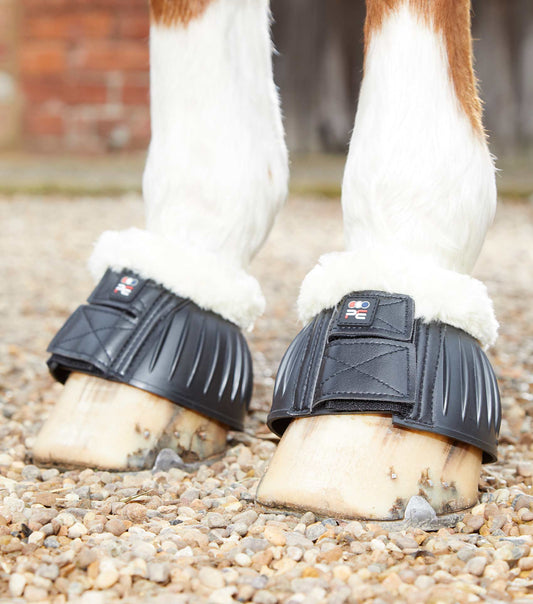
left=0, top=0, right=531, bottom=194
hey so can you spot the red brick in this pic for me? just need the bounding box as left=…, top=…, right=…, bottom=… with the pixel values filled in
left=22, top=76, right=109, bottom=105
left=17, top=0, right=151, bottom=152
left=116, top=13, right=149, bottom=39
left=21, top=76, right=66, bottom=103
left=65, top=82, right=109, bottom=105
left=128, top=109, right=151, bottom=146
left=20, top=42, right=67, bottom=75
left=0, top=102, right=20, bottom=147
left=23, top=12, right=114, bottom=39
left=22, top=0, right=146, bottom=17
left=24, top=108, right=64, bottom=136
left=122, top=83, right=149, bottom=106
left=0, top=43, right=10, bottom=66
left=77, top=41, right=149, bottom=71
left=0, top=2, right=17, bottom=42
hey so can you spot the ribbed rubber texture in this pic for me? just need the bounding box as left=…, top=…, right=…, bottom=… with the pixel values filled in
left=47, top=269, right=252, bottom=430
left=268, top=291, right=501, bottom=463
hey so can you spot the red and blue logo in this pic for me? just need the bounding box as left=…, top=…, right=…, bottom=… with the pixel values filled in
left=345, top=299, right=371, bottom=320
left=337, top=296, right=378, bottom=327
left=114, top=276, right=139, bottom=297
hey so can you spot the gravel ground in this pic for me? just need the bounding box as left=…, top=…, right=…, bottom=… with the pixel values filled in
left=1, top=194, right=533, bottom=603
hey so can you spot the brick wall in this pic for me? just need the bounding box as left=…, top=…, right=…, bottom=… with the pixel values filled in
left=0, top=0, right=20, bottom=148
left=19, top=0, right=151, bottom=152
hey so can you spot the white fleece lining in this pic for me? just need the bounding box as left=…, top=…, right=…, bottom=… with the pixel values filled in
left=298, top=249, right=498, bottom=349
left=88, top=228, right=264, bottom=331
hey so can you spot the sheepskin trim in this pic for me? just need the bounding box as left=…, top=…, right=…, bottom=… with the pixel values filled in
left=88, top=228, right=264, bottom=330
left=298, top=250, right=498, bottom=348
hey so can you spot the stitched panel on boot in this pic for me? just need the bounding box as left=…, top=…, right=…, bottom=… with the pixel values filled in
left=47, top=305, right=137, bottom=374
left=314, top=339, right=416, bottom=405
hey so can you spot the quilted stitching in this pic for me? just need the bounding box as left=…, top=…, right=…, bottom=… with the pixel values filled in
left=49, top=306, right=136, bottom=367
left=316, top=340, right=415, bottom=402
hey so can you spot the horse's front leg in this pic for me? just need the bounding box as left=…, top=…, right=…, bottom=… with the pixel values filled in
left=34, top=0, right=288, bottom=470
left=258, top=0, right=500, bottom=520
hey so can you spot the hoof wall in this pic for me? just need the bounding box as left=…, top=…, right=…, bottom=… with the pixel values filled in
left=256, top=415, right=482, bottom=520
left=33, top=373, right=228, bottom=471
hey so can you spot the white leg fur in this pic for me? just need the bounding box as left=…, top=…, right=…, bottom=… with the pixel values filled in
left=298, top=4, right=497, bottom=343
left=91, top=0, right=288, bottom=329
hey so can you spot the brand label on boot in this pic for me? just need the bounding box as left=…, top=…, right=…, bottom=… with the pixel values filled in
left=337, top=297, right=378, bottom=327
left=110, top=275, right=142, bottom=302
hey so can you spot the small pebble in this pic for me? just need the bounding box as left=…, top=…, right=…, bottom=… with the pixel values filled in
left=41, top=468, right=60, bottom=481
left=414, top=575, right=435, bottom=590
left=466, top=556, right=488, bottom=576
left=147, top=562, right=170, bottom=584
left=332, top=565, right=352, bottom=582
left=305, top=523, right=327, bottom=542
left=287, top=546, right=303, bottom=561
left=206, top=512, right=227, bottom=529
left=122, top=503, right=147, bottom=523
left=253, top=590, right=278, bottom=604
left=104, top=518, right=126, bottom=536
left=301, top=512, right=316, bottom=525
left=37, top=563, right=60, bottom=580
left=68, top=522, right=88, bottom=539
left=9, top=573, right=26, bottom=597
left=264, top=525, right=286, bottom=546
left=235, top=553, right=252, bottom=567
left=44, top=536, right=60, bottom=549
left=95, top=560, right=119, bottom=589
left=24, top=586, right=49, bottom=602
left=21, top=465, right=41, bottom=481
left=199, top=567, right=225, bottom=589
left=393, top=534, right=419, bottom=550
left=28, top=530, right=45, bottom=546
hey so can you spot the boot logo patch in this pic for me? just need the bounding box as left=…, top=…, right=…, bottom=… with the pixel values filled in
left=346, top=300, right=370, bottom=320
left=111, top=275, right=140, bottom=301
left=338, top=296, right=378, bottom=327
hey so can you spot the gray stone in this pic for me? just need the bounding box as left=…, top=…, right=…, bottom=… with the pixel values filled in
left=251, top=575, right=269, bottom=590
left=286, top=532, right=313, bottom=549
left=306, top=523, right=327, bottom=542
left=301, top=512, right=316, bottom=526
left=21, top=465, right=41, bottom=481
left=152, top=448, right=200, bottom=473
left=44, top=536, right=60, bottom=549
left=233, top=510, right=258, bottom=527
left=404, top=496, right=437, bottom=525
left=41, top=468, right=60, bottom=481
left=240, top=537, right=269, bottom=553
left=392, top=534, right=418, bottom=550
left=206, top=512, right=228, bottom=529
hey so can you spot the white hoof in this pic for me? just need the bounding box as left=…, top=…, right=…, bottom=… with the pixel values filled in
left=256, top=414, right=481, bottom=520
left=33, top=373, right=228, bottom=470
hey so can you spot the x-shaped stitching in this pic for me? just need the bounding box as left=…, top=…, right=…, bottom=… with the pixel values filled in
left=57, top=308, right=135, bottom=363
left=321, top=345, right=407, bottom=396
